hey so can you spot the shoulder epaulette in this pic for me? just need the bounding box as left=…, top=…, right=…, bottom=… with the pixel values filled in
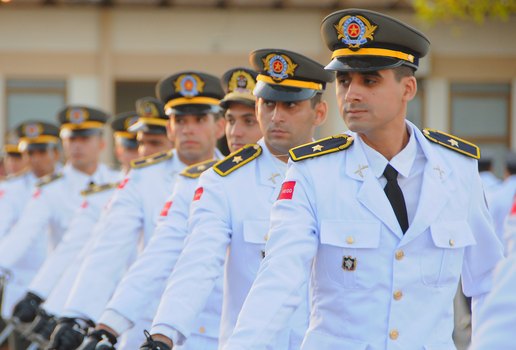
left=130, top=150, right=174, bottom=169
left=36, top=173, right=63, bottom=187
left=422, top=128, right=480, bottom=159
left=81, top=182, right=119, bottom=196
left=180, top=159, right=219, bottom=179
left=6, top=169, right=29, bottom=180
left=213, top=144, right=262, bottom=177
left=289, top=135, right=354, bottom=162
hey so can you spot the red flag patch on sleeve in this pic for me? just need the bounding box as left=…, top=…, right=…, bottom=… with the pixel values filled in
left=160, top=201, right=173, bottom=216
left=81, top=200, right=89, bottom=209
left=510, top=198, right=516, bottom=216
left=118, top=178, right=129, bottom=189
left=32, top=188, right=41, bottom=199
left=193, top=187, right=204, bottom=201
left=278, top=181, right=296, bottom=200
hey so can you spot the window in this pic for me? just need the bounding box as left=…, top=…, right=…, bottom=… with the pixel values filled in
left=115, top=81, right=156, bottom=114
left=5, top=79, right=66, bottom=131
left=450, top=83, right=511, bottom=177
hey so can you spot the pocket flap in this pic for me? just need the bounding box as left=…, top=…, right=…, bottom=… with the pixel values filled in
left=430, top=221, right=477, bottom=248
left=320, top=220, right=381, bottom=248
left=243, top=220, right=270, bottom=244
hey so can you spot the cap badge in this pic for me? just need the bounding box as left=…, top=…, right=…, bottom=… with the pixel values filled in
left=138, top=101, right=160, bottom=118
left=262, top=54, right=298, bottom=81
left=23, top=123, right=43, bottom=138
left=229, top=70, right=255, bottom=93
left=335, top=15, right=377, bottom=49
left=67, top=108, right=89, bottom=124
left=174, top=74, right=205, bottom=98
left=124, top=116, right=139, bottom=129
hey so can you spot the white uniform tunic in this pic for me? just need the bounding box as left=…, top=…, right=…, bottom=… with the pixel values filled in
left=150, top=139, right=308, bottom=349
left=0, top=171, right=38, bottom=239
left=224, top=123, right=503, bottom=350
left=470, top=254, right=514, bottom=350
left=0, top=163, right=117, bottom=318
left=99, top=166, right=222, bottom=350
left=28, top=181, right=120, bottom=300
left=62, top=150, right=185, bottom=324
left=488, top=175, right=516, bottom=244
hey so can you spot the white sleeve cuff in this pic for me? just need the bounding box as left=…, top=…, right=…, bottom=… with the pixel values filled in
left=98, top=309, right=134, bottom=336
left=150, top=324, right=186, bottom=346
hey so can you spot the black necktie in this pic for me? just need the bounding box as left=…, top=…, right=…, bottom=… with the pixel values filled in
left=383, top=164, right=409, bottom=234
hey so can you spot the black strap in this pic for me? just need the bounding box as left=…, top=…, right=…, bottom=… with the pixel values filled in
left=383, top=164, right=409, bottom=234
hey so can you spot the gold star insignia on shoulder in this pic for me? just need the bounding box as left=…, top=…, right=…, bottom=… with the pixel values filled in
left=180, top=159, right=218, bottom=179
left=131, top=150, right=174, bottom=169
left=422, top=128, right=480, bottom=159
left=213, top=144, right=263, bottom=177
left=289, top=135, right=353, bottom=162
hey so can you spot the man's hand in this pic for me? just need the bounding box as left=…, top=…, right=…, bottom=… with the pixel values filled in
left=139, top=331, right=173, bottom=350
left=76, top=327, right=118, bottom=350
left=12, top=292, right=44, bottom=323
left=45, top=317, right=94, bottom=350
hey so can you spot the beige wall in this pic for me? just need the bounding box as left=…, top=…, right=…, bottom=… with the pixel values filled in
left=1, top=7, right=515, bottom=149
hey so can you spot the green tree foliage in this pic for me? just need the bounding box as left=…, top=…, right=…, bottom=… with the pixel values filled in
left=414, top=0, right=516, bottom=23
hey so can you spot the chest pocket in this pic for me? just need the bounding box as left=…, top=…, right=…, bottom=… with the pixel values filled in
left=420, top=221, right=477, bottom=287
left=243, top=220, right=270, bottom=259
left=319, top=220, right=381, bottom=289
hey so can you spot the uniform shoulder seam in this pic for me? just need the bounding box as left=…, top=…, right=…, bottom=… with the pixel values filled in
left=422, top=128, right=480, bottom=159
left=213, top=144, right=262, bottom=177
left=289, top=134, right=354, bottom=162
left=130, top=150, right=174, bottom=169
left=36, top=173, right=63, bottom=187
left=180, top=159, right=219, bottom=179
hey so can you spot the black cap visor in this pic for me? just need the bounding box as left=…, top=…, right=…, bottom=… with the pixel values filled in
left=60, top=128, right=103, bottom=138
left=167, top=104, right=222, bottom=116
left=23, top=143, right=57, bottom=152
left=116, top=137, right=139, bottom=150
left=253, top=81, right=318, bottom=102
left=128, top=121, right=167, bottom=134
left=325, top=56, right=415, bottom=72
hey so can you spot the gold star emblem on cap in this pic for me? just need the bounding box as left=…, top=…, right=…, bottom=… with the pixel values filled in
left=232, top=156, right=243, bottom=164
left=448, top=139, right=459, bottom=147
left=312, top=144, right=324, bottom=152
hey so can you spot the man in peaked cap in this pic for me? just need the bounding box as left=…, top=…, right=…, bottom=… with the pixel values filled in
left=74, top=67, right=264, bottom=350
left=0, top=108, right=119, bottom=349
left=224, top=9, right=503, bottom=350
left=130, top=97, right=175, bottom=157
left=46, top=72, right=225, bottom=350
left=110, top=112, right=140, bottom=173
left=138, top=49, right=333, bottom=350
left=220, top=67, right=263, bottom=154
left=0, top=121, right=61, bottom=239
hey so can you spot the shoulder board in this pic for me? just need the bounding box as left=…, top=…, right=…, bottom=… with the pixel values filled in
left=81, top=182, right=119, bottom=196
left=180, top=159, right=219, bottom=179
left=130, top=150, right=174, bottom=169
left=289, top=135, right=354, bottom=162
left=36, top=173, right=63, bottom=187
left=422, top=128, right=480, bottom=159
left=213, top=144, right=262, bottom=177
left=6, top=169, right=29, bottom=180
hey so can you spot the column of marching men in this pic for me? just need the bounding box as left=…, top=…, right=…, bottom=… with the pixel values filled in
left=0, top=7, right=515, bottom=350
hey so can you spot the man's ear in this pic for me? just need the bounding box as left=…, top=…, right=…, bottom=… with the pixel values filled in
left=313, top=100, right=328, bottom=127
left=402, top=76, right=417, bottom=103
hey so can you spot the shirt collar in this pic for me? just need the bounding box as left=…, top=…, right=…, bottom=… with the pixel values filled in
left=359, top=122, right=418, bottom=179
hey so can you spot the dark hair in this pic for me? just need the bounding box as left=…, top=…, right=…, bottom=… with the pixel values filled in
left=310, top=93, right=323, bottom=108
left=393, top=65, right=415, bottom=81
